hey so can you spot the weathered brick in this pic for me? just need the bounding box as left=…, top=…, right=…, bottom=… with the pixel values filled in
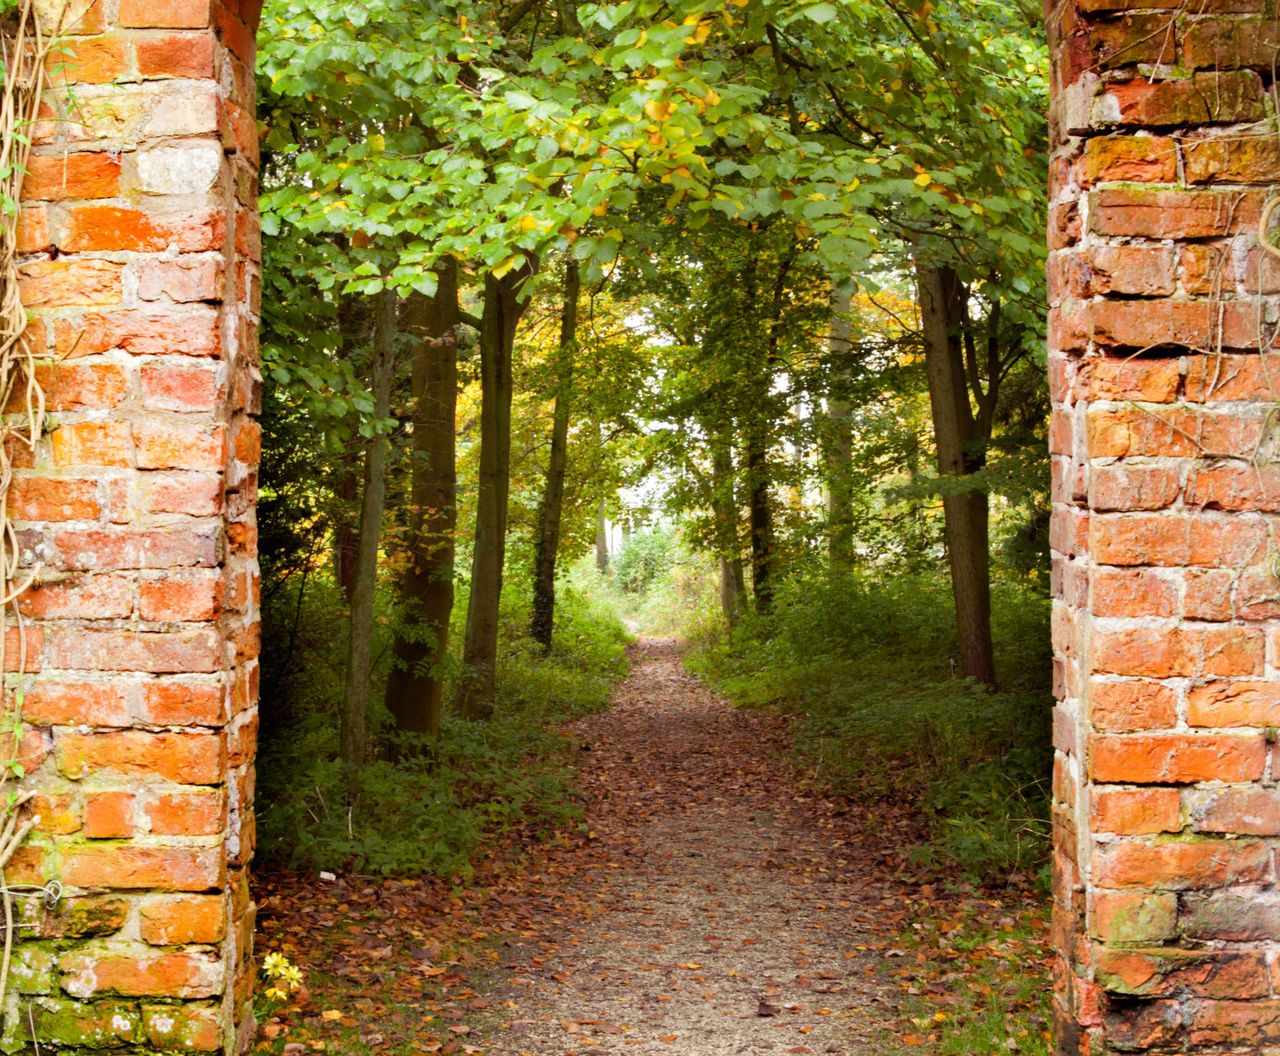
left=1092, top=786, right=1182, bottom=834
left=23, top=152, right=121, bottom=199
left=1097, top=72, right=1265, bottom=127
left=1089, top=188, right=1262, bottom=240
left=61, top=951, right=222, bottom=998
left=1188, top=680, right=1280, bottom=727
left=135, top=31, right=216, bottom=78
left=1091, top=733, right=1265, bottom=783
left=81, top=791, right=135, bottom=838
left=1093, top=838, right=1270, bottom=889
left=1095, top=947, right=1269, bottom=1000
left=1081, top=135, right=1177, bottom=185
left=53, top=527, right=218, bottom=570
left=60, top=205, right=226, bottom=253
left=1091, top=679, right=1178, bottom=731
left=1091, top=890, right=1177, bottom=944
left=56, top=729, right=223, bottom=782
left=62, top=845, right=224, bottom=891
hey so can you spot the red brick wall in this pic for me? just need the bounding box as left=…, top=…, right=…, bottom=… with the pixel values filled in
left=1049, top=1, right=1280, bottom=1052
left=8, top=0, right=261, bottom=1047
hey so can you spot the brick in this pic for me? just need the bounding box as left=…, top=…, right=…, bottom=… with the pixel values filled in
left=81, top=791, right=135, bottom=838
left=1090, top=298, right=1264, bottom=352
left=1183, top=889, right=1280, bottom=940
left=1091, top=890, right=1177, bottom=944
left=34, top=363, right=129, bottom=411
left=1091, top=568, right=1176, bottom=617
left=136, top=31, right=216, bottom=78
left=57, top=729, right=222, bottom=783
left=145, top=790, right=223, bottom=835
left=140, top=363, right=221, bottom=410
left=46, top=35, right=127, bottom=84
left=1095, top=947, right=1269, bottom=1000
left=141, top=1002, right=221, bottom=1051
left=1088, top=12, right=1178, bottom=69
left=140, top=680, right=224, bottom=725
left=60, top=86, right=220, bottom=143
left=1093, top=838, right=1270, bottom=889
left=17, top=206, right=50, bottom=252
left=1098, top=71, right=1265, bottom=127
left=1185, top=133, right=1280, bottom=184
left=1091, top=733, right=1265, bottom=783
left=134, top=423, right=225, bottom=470
left=1089, top=188, right=1262, bottom=240
left=1187, top=999, right=1280, bottom=1048
left=1090, top=465, right=1180, bottom=512
left=50, top=421, right=132, bottom=468
left=1184, top=567, right=1234, bottom=621
left=9, top=477, right=101, bottom=521
left=22, top=681, right=130, bottom=726
left=119, top=0, right=210, bottom=27
left=62, top=845, right=223, bottom=891
left=31, top=793, right=80, bottom=835
left=137, top=472, right=223, bottom=516
left=57, top=309, right=220, bottom=358
left=20, top=575, right=133, bottom=620
left=139, top=574, right=223, bottom=621
left=1188, top=680, right=1280, bottom=726
left=1081, top=136, right=1177, bottom=185
left=1080, top=356, right=1180, bottom=402
left=1093, top=626, right=1263, bottom=678
left=1188, top=464, right=1280, bottom=512
left=60, top=205, right=225, bottom=253
left=1091, top=680, right=1177, bottom=731
left=19, top=259, right=123, bottom=307
left=49, top=627, right=222, bottom=673
left=53, top=526, right=218, bottom=570
left=1186, top=353, right=1280, bottom=402
left=1191, top=787, right=1280, bottom=835
left=23, top=152, right=121, bottom=199
left=1182, top=15, right=1280, bottom=69
left=61, top=951, right=222, bottom=999
left=135, top=257, right=222, bottom=302
left=1092, top=786, right=1182, bottom=834
left=1091, top=514, right=1189, bottom=566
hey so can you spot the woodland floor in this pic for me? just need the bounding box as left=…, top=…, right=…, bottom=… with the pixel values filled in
left=253, top=638, right=1051, bottom=1056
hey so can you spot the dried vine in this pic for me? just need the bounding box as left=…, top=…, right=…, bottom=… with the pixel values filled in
left=0, top=0, right=60, bottom=1014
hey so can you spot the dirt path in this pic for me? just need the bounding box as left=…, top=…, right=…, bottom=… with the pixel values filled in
left=481, top=637, right=896, bottom=1056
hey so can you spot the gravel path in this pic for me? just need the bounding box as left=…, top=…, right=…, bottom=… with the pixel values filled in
left=481, top=638, right=897, bottom=1056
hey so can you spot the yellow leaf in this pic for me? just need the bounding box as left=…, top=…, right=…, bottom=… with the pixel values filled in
left=321, top=1010, right=343, bottom=1021
left=518, top=214, right=539, bottom=232
left=913, top=172, right=933, bottom=186
left=644, top=99, right=676, bottom=122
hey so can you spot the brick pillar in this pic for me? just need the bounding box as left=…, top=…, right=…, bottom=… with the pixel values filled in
left=1049, top=2, right=1280, bottom=1053
left=4, top=0, right=261, bottom=1048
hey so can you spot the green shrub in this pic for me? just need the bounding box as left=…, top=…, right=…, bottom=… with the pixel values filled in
left=256, top=572, right=629, bottom=877
left=612, top=525, right=676, bottom=594
left=687, top=571, right=1051, bottom=883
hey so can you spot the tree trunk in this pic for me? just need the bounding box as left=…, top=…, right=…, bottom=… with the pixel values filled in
left=595, top=498, right=609, bottom=572
left=710, top=438, right=744, bottom=623
left=826, top=284, right=854, bottom=567
left=340, top=289, right=398, bottom=768
left=916, top=262, right=996, bottom=689
left=530, top=260, right=580, bottom=653
left=385, top=261, right=460, bottom=742
left=456, top=269, right=527, bottom=720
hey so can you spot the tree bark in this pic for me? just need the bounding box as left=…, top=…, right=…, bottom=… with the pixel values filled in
left=916, top=262, right=996, bottom=689
left=595, top=498, right=609, bottom=572
left=340, top=289, right=398, bottom=768
left=530, top=259, right=580, bottom=652
left=455, top=269, right=527, bottom=720
left=826, top=284, right=854, bottom=567
left=710, top=438, right=744, bottom=623
left=385, top=261, right=460, bottom=742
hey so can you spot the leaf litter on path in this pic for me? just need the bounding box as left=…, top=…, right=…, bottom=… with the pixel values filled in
left=253, top=637, right=1049, bottom=1056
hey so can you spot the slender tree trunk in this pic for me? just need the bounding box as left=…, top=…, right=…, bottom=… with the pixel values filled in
left=456, top=270, right=526, bottom=720
left=385, top=261, right=460, bottom=742
left=916, top=262, right=996, bottom=689
left=340, top=289, right=398, bottom=768
left=595, top=499, right=609, bottom=572
left=710, top=438, right=744, bottom=623
left=530, top=260, right=580, bottom=652
left=826, top=285, right=854, bottom=567
left=334, top=469, right=358, bottom=603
